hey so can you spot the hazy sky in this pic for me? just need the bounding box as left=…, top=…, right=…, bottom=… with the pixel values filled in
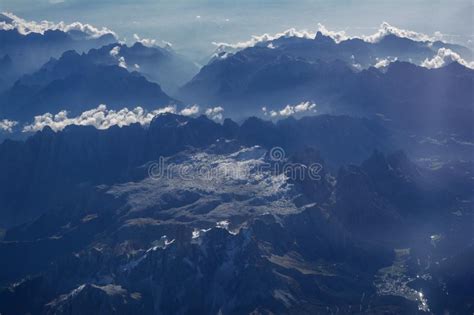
left=2, top=0, right=473, bottom=59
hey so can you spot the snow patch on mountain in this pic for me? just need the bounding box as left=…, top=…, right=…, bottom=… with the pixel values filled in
left=108, top=146, right=298, bottom=222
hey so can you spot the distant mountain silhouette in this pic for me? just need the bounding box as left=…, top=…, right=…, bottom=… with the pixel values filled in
left=0, top=18, right=116, bottom=91
left=0, top=50, right=177, bottom=120
left=86, top=43, right=199, bottom=94
left=212, top=31, right=472, bottom=69
left=179, top=43, right=474, bottom=138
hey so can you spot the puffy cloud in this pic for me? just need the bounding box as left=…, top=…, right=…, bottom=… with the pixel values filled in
left=421, top=48, right=474, bottom=69
left=212, top=28, right=316, bottom=52
left=109, top=46, right=120, bottom=57
left=0, top=119, right=18, bottom=133
left=374, top=57, right=398, bottom=68
left=0, top=12, right=116, bottom=39
left=22, top=104, right=191, bottom=133
left=109, top=46, right=127, bottom=69
left=117, top=57, right=127, bottom=69
left=262, top=101, right=317, bottom=118
left=179, top=105, right=200, bottom=116
left=133, top=34, right=173, bottom=50
left=279, top=105, right=295, bottom=117
left=133, top=34, right=157, bottom=47
left=20, top=104, right=219, bottom=133
left=213, top=22, right=449, bottom=55
left=205, top=106, right=224, bottom=121
left=294, top=102, right=317, bottom=113
left=362, top=22, right=433, bottom=43
left=374, top=59, right=390, bottom=68
left=318, top=22, right=442, bottom=44
left=316, top=23, right=349, bottom=43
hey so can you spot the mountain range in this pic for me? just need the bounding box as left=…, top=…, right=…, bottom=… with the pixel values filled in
left=0, top=13, right=473, bottom=315
left=0, top=113, right=472, bottom=314
left=86, top=43, right=199, bottom=94
left=179, top=49, right=473, bottom=139
left=0, top=50, right=177, bottom=120
left=0, top=13, right=116, bottom=92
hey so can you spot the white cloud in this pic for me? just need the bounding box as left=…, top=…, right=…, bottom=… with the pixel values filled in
left=374, top=57, right=398, bottom=68
left=0, top=119, right=18, bottom=133
left=133, top=34, right=173, bottom=49
left=262, top=101, right=317, bottom=118
left=179, top=105, right=200, bottom=116
left=319, top=22, right=442, bottom=44
left=21, top=104, right=219, bottom=132
left=362, top=22, right=435, bottom=43
left=133, top=34, right=157, bottom=47
left=421, top=48, right=474, bottom=69
left=22, top=104, right=179, bottom=133
left=212, top=28, right=316, bottom=52
left=294, top=102, right=316, bottom=113
left=374, top=58, right=390, bottom=68
left=205, top=106, right=224, bottom=121
left=0, top=12, right=116, bottom=39
left=212, top=22, right=449, bottom=55
left=109, top=46, right=120, bottom=57
left=109, top=46, right=127, bottom=69
left=316, top=23, right=349, bottom=43
left=279, top=105, right=295, bottom=116
left=117, top=56, right=127, bottom=69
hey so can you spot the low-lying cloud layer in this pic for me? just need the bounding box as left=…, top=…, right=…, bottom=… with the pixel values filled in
left=421, top=48, right=474, bottom=69
left=22, top=104, right=226, bottom=133
left=22, top=105, right=172, bottom=132
left=0, top=12, right=116, bottom=39
left=262, top=101, right=317, bottom=118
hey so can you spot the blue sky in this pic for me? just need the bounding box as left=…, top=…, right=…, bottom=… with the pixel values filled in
left=2, top=0, right=473, bottom=59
